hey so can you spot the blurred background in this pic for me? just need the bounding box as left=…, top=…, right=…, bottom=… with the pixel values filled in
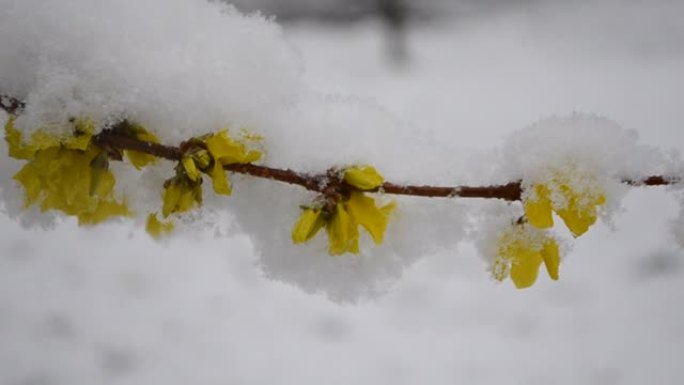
left=227, top=0, right=537, bottom=63
left=2, top=0, right=683, bottom=384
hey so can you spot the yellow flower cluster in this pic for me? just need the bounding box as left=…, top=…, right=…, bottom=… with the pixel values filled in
left=491, top=168, right=606, bottom=288
left=3, top=111, right=614, bottom=291
left=492, top=225, right=561, bottom=289
left=523, top=172, right=606, bottom=237
left=291, top=166, right=396, bottom=255
left=5, top=116, right=129, bottom=225
left=146, top=130, right=262, bottom=238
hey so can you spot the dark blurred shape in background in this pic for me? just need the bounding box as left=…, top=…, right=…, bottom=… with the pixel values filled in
left=224, top=0, right=538, bottom=64
left=225, top=0, right=537, bottom=22
left=377, top=0, right=407, bottom=64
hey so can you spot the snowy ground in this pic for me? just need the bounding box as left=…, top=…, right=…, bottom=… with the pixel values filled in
left=2, top=2, right=684, bottom=384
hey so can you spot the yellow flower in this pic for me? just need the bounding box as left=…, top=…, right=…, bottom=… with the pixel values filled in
left=66, top=118, right=95, bottom=151
left=77, top=199, right=130, bottom=225
left=161, top=175, right=202, bottom=218
left=291, top=166, right=395, bottom=255
left=5, top=115, right=33, bottom=159
left=326, top=202, right=360, bottom=255
left=523, top=171, right=606, bottom=237
left=154, top=130, right=262, bottom=222
left=205, top=130, right=261, bottom=166
left=120, top=122, right=160, bottom=170
left=343, top=165, right=384, bottom=190
left=12, top=144, right=129, bottom=225
left=291, top=207, right=326, bottom=244
left=5, top=116, right=95, bottom=159
left=196, top=130, right=263, bottom=196
left=146, top=213, right=175, bottom=239
left=346, top=191, right=396, bottom=244
left=181, top=155, right=201, bottom=182
left=208, top=159, right=231, bottom=195
left=492, top=225, right=561, bottom=289
left=6, top=117, right=129, bottom=225
left=554, top=184, right=605, bottom=237
left=524, top=184, right=554, bottom=229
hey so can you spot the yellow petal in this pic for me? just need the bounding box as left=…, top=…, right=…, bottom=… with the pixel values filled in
left=12, top=140, right=128, bottom=224
left=326, top=204, right=359, bottom=255
left=192, top=150, right=212, bottom=169
left=28, top=130, right=60, bottom=152
left=557, top=207, right=597, bottom=237
left=510, top=248, right=543, bottom=289
left=181, top=156, right=201, bottom=182
left=552, top=181, right=606, bottom=237
left=243, top=150, right=262, bottom=164
left=162, top=182, right=182, bottom=218
left=65, top=132, right=92, bottom=151
left=129, top=123, right=159, bottom=143
left=58, top=149, right=89, bottom=206
left=555, top=188, right=599, bottom=237
left=126, top=150, right=158, bottom=170
left=524, top=184, right=554, bottom=229
left=90, top=168, right=116, bottom=198
left=209, top=160, right=231, bottom=196
left=346, top=191, right=395, bottom=244
left=4, top=115, right=35, bottom=160
left=73, top=117, right=95, bottom=135
left=124, top=123, right=159, bottom=169
left=161, top=179, right=202, bottom=218
left=89, top=151, right=111, bottom=196
left=77, top=199, right=130, bottom=225
left=541, top=238, right=560, bottom=280
left=13, top=163, right=43, bottom=206
left=494, top=226, right=559, bottom=288
left=491, top=256, right=509, bottom=282
left=178, top=182, right=202, bottom=213
left=596, top=194, right=606, bottom=205
left=291, top=208, right=325, bottom=244
left=146, top=213, right=175, bottom=239
left=205, top=130, right=262, bottom=165
left=191, top=182, right=203, bottom=206
left=64, top=117, right=94, bottom=151
left=343, top=166, right=384, bottom=190
left=347, top=216, right=360, bottom=254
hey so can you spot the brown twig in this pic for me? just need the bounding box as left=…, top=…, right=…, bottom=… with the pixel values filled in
left=93, top=125, right=527, bottom=200
left=94, top=128, right=183, bottom=161
left=2, top=94, right=679, bottom=202
left=623, top=175, right=672, bottom=186
left=1, top=95, right=25, bottom=115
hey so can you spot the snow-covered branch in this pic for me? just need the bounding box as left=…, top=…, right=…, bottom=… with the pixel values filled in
left=1, top=94, right=675, bottom=204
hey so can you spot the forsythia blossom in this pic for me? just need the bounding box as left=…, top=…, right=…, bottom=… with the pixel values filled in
left=291, top=166, right=396, bottom=255
left=145, top=213, right=174, bottom=239
left=523, top=169, right=606, bottom=237
left=204, top=130, right=262, bottom=195
left=149, top=129, right=262, bottom=237
left=119, top=121, right=161, bottom=169
left=5, top=116, right=130, bottom=224
left=492, top=224, right=561, bottom=289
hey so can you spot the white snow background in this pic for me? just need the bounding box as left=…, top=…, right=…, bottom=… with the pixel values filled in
left=1, top=0, right=684, bottom=384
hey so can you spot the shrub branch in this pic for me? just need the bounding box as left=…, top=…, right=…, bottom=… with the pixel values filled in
left=1, top=94, right=677, bottom=202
